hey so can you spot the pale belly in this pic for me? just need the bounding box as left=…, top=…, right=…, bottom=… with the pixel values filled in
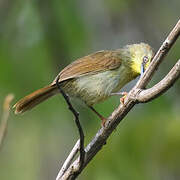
left=62, top=65, right=138, bottom=106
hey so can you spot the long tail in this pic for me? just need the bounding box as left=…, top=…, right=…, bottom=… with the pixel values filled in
left=13, top=85, right=58, bottom=114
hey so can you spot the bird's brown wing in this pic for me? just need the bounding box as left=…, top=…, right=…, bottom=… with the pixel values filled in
left=52, top=50, right=122, bottom=84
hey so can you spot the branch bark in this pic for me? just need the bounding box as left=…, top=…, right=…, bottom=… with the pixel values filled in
left=135, top=19, right=180, bottom=89
left=58, top=19, right=180, bottom=180
left=136, top=59, right=180, bottom=103
left=56, top=140, right=80, bottom=180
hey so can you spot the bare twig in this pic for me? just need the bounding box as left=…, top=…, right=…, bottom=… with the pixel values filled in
left=136, top=59, right=180, bottom=102
left=56, top=76, right=85, bottom=179
left=0, top=94, right=14, bottom=149
left=56, top=140, right=80, bottom=180
left=135, top=18, right=180, bottom=89
left=59, top=19, right=180, bottom=180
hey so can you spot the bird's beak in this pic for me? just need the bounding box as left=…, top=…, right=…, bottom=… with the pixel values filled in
left=140, top=62, right=145, bottom=78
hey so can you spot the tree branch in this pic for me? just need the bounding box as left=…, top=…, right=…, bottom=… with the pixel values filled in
left=135, top=19, right=180, bottom=89
left=58, top=18, right=180, bottom=180
left=0, top=94, right=14, bottom=150
left=56, top=77, right=85, bottom=179
left=136, top=59, right=180, bottom=103
left=56, top=140, right=80, bottom=180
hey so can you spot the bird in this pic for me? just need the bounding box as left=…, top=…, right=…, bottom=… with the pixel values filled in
left=13, top=43, right=153, bottom=126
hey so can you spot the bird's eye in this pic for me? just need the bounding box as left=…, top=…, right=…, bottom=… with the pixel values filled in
left=143, top=56, right=149, bottom=64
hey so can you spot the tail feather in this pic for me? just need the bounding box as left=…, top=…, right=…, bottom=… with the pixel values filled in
left=13, top=85, right=57, bottom=114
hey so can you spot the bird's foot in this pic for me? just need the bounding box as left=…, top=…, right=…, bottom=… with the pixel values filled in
left=100, top=117, right=107, bottom=127
left=111, top=92, right=128, bottom=105
left=120, top=92, right=128, bottom=105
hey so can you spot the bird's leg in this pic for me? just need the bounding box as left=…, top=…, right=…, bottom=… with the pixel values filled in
left=89, top=106, right=107, bottom=127
left=111, top=92, right=128, bottom=105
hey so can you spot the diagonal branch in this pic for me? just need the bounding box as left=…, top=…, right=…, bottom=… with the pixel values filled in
left=135, top=18, right=180, bottom=89
left=55, top=76, right=85, bottom=179
left=58, top=18, right=180, bottom=180
left=136, top=59, right=180, bottom=103
left=56, top=140, right=80, bottom=180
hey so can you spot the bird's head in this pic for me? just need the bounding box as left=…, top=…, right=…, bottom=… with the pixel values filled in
left=123, top=43, right=154, bottom=75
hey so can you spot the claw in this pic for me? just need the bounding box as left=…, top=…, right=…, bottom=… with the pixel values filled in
left=120, top=92, right=128, bottom=105
left=111, top=92, right=128, bottom=105
left=101, top=117, right=107, bottom=127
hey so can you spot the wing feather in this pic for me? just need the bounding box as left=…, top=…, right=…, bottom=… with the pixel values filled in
left=52, top=50, right=121, bottom=84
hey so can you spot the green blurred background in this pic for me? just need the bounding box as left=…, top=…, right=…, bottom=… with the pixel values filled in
left=0, top=0, right=180, bottom=179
